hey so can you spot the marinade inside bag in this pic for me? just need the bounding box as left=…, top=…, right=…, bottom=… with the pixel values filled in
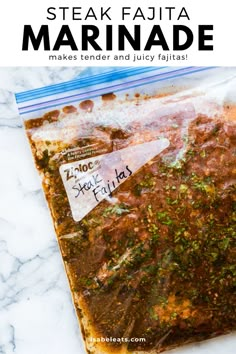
left=24, top=95, right=236, bottom=353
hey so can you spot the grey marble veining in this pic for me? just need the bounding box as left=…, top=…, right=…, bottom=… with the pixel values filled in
left=0, top=67, right=235, bottom=354
left=0, top=67, right=85, bottom=354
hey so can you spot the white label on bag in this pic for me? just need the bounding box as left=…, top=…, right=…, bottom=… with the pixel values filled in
left=59, top=138, right=169, bottom=221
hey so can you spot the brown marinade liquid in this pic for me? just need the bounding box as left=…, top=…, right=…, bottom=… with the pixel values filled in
left=25, top=102, right=236, bottom=353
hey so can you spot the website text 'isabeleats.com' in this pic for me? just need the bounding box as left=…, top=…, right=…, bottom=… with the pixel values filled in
left=89, top=336, right=146, bottom=344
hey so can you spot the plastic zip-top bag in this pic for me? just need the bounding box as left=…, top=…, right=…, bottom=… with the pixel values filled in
left=16, top=67, right=236, bottom=353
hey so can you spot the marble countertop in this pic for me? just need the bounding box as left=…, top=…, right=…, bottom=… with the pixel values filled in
left=0, top=67, right=235, bottom=354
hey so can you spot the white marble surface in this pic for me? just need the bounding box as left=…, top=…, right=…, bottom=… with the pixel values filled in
left=0, top=67, right=235, bottom=354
